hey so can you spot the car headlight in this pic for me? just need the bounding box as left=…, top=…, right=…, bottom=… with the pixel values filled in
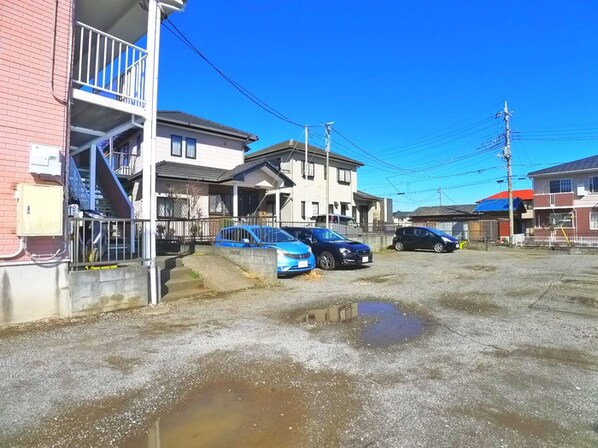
left=441, top=237, right=452, bottom=243
left=276, top=249, right=288, bottom=257
left=339, top=247, right=352, bottom=255
left=306, top=246, right=312, bottom=253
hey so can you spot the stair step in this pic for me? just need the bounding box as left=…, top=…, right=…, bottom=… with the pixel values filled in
left=169, top=266, right=197, bottom=280
left=165, top=276, right=203, bottom=293
left=161, top=287, right=210, bottom=302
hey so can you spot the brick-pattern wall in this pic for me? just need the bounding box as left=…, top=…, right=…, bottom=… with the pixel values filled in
left=0, top=0, right=72, bottom=259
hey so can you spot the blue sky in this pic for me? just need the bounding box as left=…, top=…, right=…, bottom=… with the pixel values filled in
left=158, top=1, right=598, bottom=211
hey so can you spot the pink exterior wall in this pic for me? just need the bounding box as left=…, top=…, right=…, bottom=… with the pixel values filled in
left=0, top=0, right=73, bottom=260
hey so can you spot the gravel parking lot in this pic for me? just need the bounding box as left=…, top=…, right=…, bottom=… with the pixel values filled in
left=0, top=247, right=596, bottom=447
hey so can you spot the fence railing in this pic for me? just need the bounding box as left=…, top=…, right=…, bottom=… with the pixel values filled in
left=73, top=22, right=147, bottom=108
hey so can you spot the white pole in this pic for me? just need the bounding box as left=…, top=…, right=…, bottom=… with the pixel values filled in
left=324, top=123, right=333, bottom=229
left=143, top=0, right=160, bottom=305
left=304, top=125, right=308, bottom=221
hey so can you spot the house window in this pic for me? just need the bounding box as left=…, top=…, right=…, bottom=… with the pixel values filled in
left=589, top=177, right=598, bottom=194
left=301, top=201, right=306, bottom=220
left=590, top=212, right=598, bottom=230
left=312, top=202, right=319, bottom=218
left=157, top=197, right=188, bottom=218
left=186, top=138, right=196, bottom=159
left=301, top=161, right=315, bottom=178
left=549, top=179, right=572, bottom=193
left=171, top=135, right=182, bottom=157
left=340, top=203, right=348, bottom=215
left=338, top=168, right=351, bottom=183
left=549, top=212, right=574, bottom=228
left=209, top=193, right=231, bottom=214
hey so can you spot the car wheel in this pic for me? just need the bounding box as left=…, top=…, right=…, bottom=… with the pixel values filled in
left=319, top=251, right=336, bottom=270
left=433, top=242, right=445, bottom=253
left=394, top=240, right=405, bottom=251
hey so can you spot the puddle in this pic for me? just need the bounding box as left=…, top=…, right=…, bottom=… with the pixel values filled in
left=298, top=302, right=427, bottom=347
left=121, top=380, right=306, bottom=448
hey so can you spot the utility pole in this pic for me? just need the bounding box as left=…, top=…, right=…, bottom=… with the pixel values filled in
left=438, top=188, right=442, bottom=207
left=500, top=101, right=514, bottom=245
left=304, top=125, right=308, bottom=221
left=324, top=122, right=333, bottom=229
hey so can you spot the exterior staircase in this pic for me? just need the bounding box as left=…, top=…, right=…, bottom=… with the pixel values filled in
left=158, top=256, right=209, bottom=301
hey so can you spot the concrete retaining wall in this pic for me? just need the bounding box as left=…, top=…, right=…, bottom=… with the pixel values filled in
left=0, top=261, right=70, bottom=327
left=69, top=266, right=147, bottom=316
left=194, top=245, right=277, bottom=282
left=361, top=233, right=395, bottom=251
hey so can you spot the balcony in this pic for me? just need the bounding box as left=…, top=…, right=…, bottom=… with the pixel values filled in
left=72, top=22, right=147, bottom=113
left=533, top=192, right=574, bottom=208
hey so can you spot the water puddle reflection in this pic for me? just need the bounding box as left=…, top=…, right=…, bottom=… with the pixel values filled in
left=299, top=301, right=427, bottom=347
left=122, top=381, right=305, bottom=448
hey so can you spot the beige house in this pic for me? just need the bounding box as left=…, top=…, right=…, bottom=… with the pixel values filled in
left=244, top=140, right=383, bottom=228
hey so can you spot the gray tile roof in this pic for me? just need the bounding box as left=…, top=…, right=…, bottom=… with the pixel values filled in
left=354, top=190, right=380, bottom=201
left=151, top=160, right=294, bottom=187
left=411, top=204, right=478, bottom=217
left=157, top=111, right=258, bottom=143
left=528, top=154, right=598, bottom=176
left=245, top=139, right=364, bottom=167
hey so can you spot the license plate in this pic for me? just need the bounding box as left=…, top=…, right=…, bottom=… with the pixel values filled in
left=298, top=260, right=308, bottom=268
left=362, top=256, right=369, bottom=263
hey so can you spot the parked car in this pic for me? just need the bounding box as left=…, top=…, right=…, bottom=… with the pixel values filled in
left=314, top=214, right=363, bottom=237
left=393, top=226, right=459, bottom=253
left=283, top=226, right=372, bottom=270
left=214, top=225, right=315, bottom=275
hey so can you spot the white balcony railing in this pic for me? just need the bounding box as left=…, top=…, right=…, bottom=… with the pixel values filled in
left=73, top=22, right=147, bottom=108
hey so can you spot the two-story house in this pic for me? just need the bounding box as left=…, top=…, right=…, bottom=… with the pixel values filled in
left=528, top=154, right=598, bottom=241
left=244, top=140, right=376, bottom=226
left=115, top=111, right=293, bottom=225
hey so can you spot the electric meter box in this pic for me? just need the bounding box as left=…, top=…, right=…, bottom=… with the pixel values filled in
left=29, top=144, right=62, bottom=176
left=16, top=184, right=64, bottom=236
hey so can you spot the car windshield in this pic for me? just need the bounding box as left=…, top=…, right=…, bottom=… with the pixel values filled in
left=311, top=228, right=347, bottom=242
left=428, top=228, right=452, bottom=238
left=255, top=227, right=296, bottom=243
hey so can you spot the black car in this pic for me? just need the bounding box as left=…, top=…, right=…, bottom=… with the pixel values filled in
left=282, top=227, right=372, bottom=270
left=393, top=226, right=459, bottom=253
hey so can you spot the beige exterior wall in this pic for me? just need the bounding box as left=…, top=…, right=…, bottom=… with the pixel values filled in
left=533, top=172, right=598, bottom=209
left=275, top=151, right=358, bottom=222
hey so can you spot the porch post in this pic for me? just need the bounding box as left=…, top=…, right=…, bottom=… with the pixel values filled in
left=232, top=183, right=239, bottom=222
left=275, top=188, right=280, bottom=225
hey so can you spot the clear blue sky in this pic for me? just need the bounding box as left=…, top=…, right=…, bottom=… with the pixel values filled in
left=157, top=0, right=598, bottom=211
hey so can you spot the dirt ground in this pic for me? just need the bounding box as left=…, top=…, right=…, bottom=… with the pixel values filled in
left=0, top=247, right=596, bottom=447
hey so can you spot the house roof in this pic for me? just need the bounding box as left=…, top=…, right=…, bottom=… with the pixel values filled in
left=527, top=154, right=598, bottom=177
left=245, top=139, right=364, bottom=167
left=354, top=190, right=380, bottom=201
left=393, top=211, right=412, bottom=218
left=411, top=204, right=478, bottom=217
left=157, top=111, right=258, bottom=145
left=140, top=160, right=294, bottom=187
left=473, top=198, right=524, bottom=213
left=478, top=189, right=533, bottom=202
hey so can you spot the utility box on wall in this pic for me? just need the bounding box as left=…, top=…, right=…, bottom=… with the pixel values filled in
left=16, top=184, right=63, bottom=236
left=29, top=144, right=62, bottom=176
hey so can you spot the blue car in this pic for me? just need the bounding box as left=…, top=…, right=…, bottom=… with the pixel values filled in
left=214, top=225, right=316, bottom=275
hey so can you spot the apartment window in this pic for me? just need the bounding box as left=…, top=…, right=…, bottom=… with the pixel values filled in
left=549, top=179, right=571, bottom=193
left=589, top=176, right=598, bottom=193
left=590, top=212, right=598, bottom=230
left=186, top=138, right=196, bottom=159
left=301, top=201, right=306, bottom=220
left=340, top=203, right=348, bottom=215
left=549, top=212, right=574, bottom=228
left=171, top=135, right=182, bottom=157
left=312, top=202, right=319, bottom=218
left=338, top=168, right=351, bottom=183
left=301, top=161, right=315, bottom=178
left=135, top=134, right=143, bottom=156
left=157, top=197, right=188, bottom=218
